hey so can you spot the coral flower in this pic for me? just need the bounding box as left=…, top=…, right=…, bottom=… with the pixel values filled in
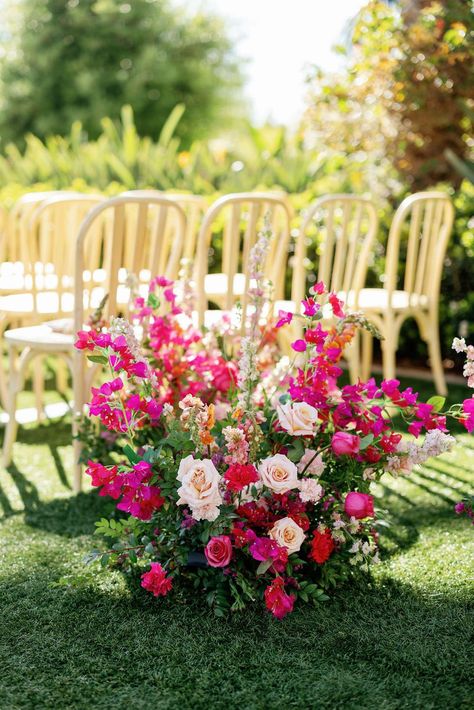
left=141, top=563, right=173, bottom=597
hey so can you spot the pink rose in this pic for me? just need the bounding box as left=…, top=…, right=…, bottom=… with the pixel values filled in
left=205, top=535, right=233, bottom=567
left=344, top=492, right=374, bottom=519
left=331, top=432, right=360, bottom=456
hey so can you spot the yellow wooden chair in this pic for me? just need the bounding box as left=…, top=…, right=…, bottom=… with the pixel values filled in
left=2, top=195, right=187, bottom=491
left=195, top=192, right=293, bottom=330
left=356, top=191, right=454, bottom=394
left=280, top=194, right=379, bottom=380
left=120, top=190, right=207, bottom=271
left=0, top=193, right=105, bottom=410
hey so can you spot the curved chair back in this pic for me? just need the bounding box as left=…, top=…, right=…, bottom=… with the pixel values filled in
left=385, top=191, right=454, bottom=305
left=4, top=191, right=78, bottom=267
left=26, top=194, right=105, bottom=314
left=293, top=194, right=378, bottom=307
left=120, top=189, right=206, bottom=265
left=196, top=192, right=293, bottom=326
left=73, top=195, right=187, bottom=331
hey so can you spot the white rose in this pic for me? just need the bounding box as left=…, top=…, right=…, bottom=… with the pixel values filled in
left=258, top=454, right=299, bottom=493
left=277, top=401, right=319, bottom=436
left=176, top=456, right=222, bottom=519
left=297, top=449, right=325, bottom=477
left=299, top=478, right=323, bottom=503
left=269, top=517, right=306, bottom=554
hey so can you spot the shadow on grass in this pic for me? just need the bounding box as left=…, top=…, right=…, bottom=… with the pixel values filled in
left=0, top=566, right=471, bottom=709
left=23, top=490, right=116, bottom=537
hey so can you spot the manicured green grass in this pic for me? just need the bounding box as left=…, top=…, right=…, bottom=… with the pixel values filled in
left=0, top=378, right=473, bottom=710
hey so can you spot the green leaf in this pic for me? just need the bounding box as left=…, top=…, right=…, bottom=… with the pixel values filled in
left=256, top=559, right=273, bottom=576
left=87, top=354, right=108, bottom=364
left=427, top=396, right=446, bottom=413
left=144, top=542, right=155, bottom=555
left=123, top=445, right=140, bottom=464
left=359, top=433, right=374, bottom=450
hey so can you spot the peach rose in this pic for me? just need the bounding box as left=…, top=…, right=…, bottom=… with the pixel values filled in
left=277, top=401, right=319, bottom=436
left=269, top=517, right=306, bottom=554
left=258, top=454, right=299, bottom=494
left=177, top=455, right=222, bottom=521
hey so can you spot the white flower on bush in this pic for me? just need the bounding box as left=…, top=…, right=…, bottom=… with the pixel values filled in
left=269, top=517, right=305, bottom=554
left=176, top=455, right=222, bottom=521
left=297, top=449, right=325, bottom=477
left=299, top=478, right=323, bottom=503
left=276, top=401, right=319, bottom=436
left=258, top=454, right=299, bottom=493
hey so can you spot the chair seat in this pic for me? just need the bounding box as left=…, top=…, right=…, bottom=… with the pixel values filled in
left=343, top=289, right=429, bottom=312
left=4, top=322, right=74, bottom=350
left=205, top=273, right=246, bottom=298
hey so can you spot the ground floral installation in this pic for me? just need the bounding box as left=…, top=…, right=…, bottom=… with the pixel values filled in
left=76, top=236, right=473, bottom=618
left=452, top=337, right=474, bottom=525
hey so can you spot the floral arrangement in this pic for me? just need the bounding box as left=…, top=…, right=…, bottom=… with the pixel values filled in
left=77, top=234, right=473, bottom=618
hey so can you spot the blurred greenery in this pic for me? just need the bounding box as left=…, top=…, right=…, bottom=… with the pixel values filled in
left=0, top=0, right=243, bottom=146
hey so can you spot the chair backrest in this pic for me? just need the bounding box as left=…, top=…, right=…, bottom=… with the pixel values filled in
left=292, top=194, right=378, bottom=306
left=385, top=191, right=454, bottom=303
left=27, top=194, right=105, bottom=312
left=4, top=191, right=78, bottom=266
left=120, top=189, right=207, bottom=266
left=73, top=195, right=187, bottom=331
left=195, top=192, right=293, bottom=325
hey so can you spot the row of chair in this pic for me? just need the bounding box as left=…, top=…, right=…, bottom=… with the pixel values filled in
left=0, top=189, right=454, bottom=490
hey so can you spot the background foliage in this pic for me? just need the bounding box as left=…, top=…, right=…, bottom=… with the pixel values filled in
left=0, top=0, right=243, bottom=146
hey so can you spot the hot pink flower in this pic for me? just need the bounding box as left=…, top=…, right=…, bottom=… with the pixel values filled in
left=205, top=535, right=233, bottom=567
left=331, top=432, right=360, bottom=456
left=275, top=310, right=294, bottom=328
left=291, top=339, right=307, bottom=352
left=329, top=292, right=345, bottom=318
left=264, top=577, right=295, bottom=619
left=462, top=398, right=474, bottom=433
left=344, top=492, right=374, bottom=519
left=141, top=563, right=173, bottom=597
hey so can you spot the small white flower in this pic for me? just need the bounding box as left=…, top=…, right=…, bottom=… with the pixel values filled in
left=452, top=337, right=467, bottom=353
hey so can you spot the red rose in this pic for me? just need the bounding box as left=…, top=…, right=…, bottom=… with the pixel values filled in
left=205, top=535, right=233, bottom=567
left=264, top=577, right=295, bottom=619
left=140, top=563, right=173, bottom=597
left=309, top=528, right=335, bottom=564
left=224, top=463, right=259, bottom=493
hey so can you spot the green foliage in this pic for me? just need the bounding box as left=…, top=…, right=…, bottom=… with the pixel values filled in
left=0, top=0, right=243, bottom=146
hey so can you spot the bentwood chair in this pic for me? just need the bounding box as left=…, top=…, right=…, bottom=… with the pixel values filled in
left=0, top=191, right=77, bottom=295
left=195, top=192, right=293, bottom=331
left=2, top=195, right=187, bottom=491
left=0, top=193, right=104, bottom=410
left=280, top=194, right=379, bottom=380
left=120, top=190, right=207, bottom=268
left=356, top=192, right=454, bottom=394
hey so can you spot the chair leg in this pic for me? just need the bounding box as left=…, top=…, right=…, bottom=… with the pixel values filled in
left=33, top=357, right=45, bottom=422
left=361, top=330, right=373, bottom=381
left=72, top=351, right=85, bottom=493
left=3, top=345, right=34, bottom=466
left=3, top=346, right=19, bottom=466
left=381, top=331, right=397, bottom=382
left=426, top=312, right=447, bottom=396
left=345, top=333, right=360, bottom=383
left=56, top=358, right=69, bottom=396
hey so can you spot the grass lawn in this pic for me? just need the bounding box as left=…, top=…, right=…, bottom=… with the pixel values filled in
left=0, top=377, right=473, bottom=710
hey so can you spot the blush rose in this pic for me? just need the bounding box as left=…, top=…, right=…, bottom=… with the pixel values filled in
left=277, top=401, right=319, bottom=436
left=258, top=454, right=299, bottom=494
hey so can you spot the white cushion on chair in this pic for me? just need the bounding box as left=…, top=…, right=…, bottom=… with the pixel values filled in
left=343, top=289, right=429, bottom=312
left=4, top=323, right=74, bottom=350
left=0, top=292, right=74, bottom=315
left=205, top=273, right=246, bottom=298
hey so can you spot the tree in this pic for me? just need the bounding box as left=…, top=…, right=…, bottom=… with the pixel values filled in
left=0, top=0, right=243, bottom=146
left=304, top=0, right=474, bottom=190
